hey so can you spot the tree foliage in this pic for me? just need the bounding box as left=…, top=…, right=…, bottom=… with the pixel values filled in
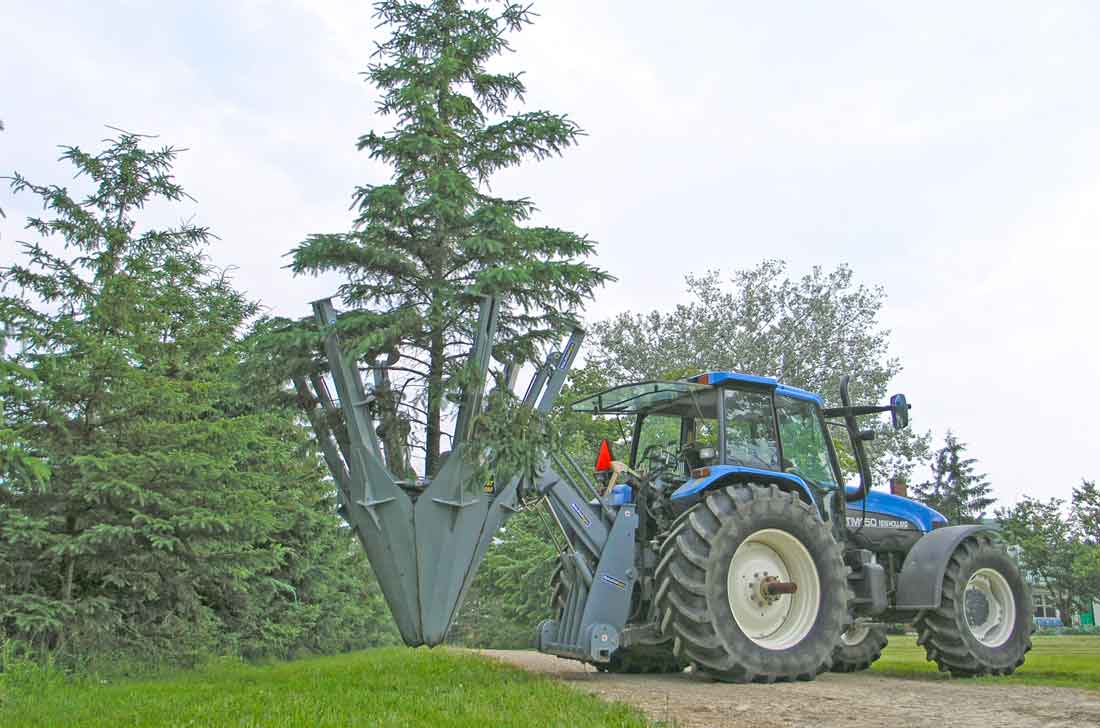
left=997, top=481, right=1100, bottom=624
left=287, top=0, right=610, bottom=476
left=913, top=431, right=995, bottom=524
left=585, top=260, right=930, bottom=480
left=0, top=133, right=396, bottom=667
left=447, top=363, right=627, bottom=647
left=448, top=510, right=557, bottom=648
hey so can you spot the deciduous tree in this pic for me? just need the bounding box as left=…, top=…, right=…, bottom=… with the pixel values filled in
left=585, top=260, right=930, bottom=480
left=998, top=482, right=1100, bottom=625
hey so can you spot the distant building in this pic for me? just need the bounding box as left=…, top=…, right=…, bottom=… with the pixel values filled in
left=1031, top=585, right=1098, bottom=628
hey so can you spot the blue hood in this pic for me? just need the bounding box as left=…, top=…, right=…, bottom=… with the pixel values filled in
left=846, top=487, right=947, bottom=532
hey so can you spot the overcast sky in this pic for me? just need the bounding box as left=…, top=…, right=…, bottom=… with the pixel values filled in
left=3, top=1, right=1098, bottom=507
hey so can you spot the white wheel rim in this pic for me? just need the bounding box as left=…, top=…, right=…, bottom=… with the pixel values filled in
left=726, top=528, right=821, bottom=650
left=964, top=568, right=1016, bottom=648
left=840, top=623, right=870, bottom=646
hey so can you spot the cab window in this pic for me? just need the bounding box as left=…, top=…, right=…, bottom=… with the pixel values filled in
left=633, top=413, right=720, bottom=474
left=633, top=414, right=681, bottom=467
left=723, top=388, right=780, bottom=470
left=775, top=395, right=837, bottom=488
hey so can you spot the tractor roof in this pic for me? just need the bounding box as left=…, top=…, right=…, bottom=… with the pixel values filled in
left=689, top=371, right=824, bottom=405
left=570, top=372, right=823, bottom=415
left=570, top=380, right=712, bottom=414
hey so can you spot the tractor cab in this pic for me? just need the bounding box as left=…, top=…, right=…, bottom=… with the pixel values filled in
left=570, top=370, right=940, bottom=539
left=572, top=372, right=845, bottom=516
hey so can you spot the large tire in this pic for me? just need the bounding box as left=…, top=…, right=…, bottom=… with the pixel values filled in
left=914, top=533, right=1033, bottom=676
left=655, top=484, right=852, bottom=683
left=830, top=624, right=888, bottom=672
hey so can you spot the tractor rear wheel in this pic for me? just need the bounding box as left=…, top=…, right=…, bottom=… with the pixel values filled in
left=655, top=485, right=852, bottom=683
left=914, top=533, right=1033, bottom=676
left=830, top=624, right=888, bottom=672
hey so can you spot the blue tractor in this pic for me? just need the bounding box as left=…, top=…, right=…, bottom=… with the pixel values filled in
left=301, top=299, right=1032, bottom=683
left=545, top=371, right=1034, bottom=680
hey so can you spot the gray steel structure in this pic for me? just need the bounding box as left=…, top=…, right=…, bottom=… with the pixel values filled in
left=297, top=297, right=618, bottom=660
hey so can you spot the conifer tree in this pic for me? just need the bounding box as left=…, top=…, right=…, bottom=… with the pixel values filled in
left=914, top=431, right=995, bottom=524
left=288, top=0, right=610, bottom=476
left=0, top=132, right=396, bottom=662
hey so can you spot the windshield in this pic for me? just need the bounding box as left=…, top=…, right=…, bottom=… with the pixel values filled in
left=723, top=388, right=780, bottom=470
left=775, top=395, right=838, bottom=489
left=570, top=380, right=710, bottom=414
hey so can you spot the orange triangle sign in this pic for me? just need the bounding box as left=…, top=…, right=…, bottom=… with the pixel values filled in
left=595, top=439, right=614, bottom=472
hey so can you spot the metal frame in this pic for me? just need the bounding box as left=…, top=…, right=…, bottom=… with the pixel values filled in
left=297, top=296, right=627, bottom=653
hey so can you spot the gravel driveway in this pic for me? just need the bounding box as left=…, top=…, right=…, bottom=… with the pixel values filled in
left=476, top=650, right=1100, bottom=728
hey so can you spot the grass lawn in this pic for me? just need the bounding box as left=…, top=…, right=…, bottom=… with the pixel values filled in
left=0, top=647, right=651, bottom=728
left=872, top=634, right=1100, bottom=691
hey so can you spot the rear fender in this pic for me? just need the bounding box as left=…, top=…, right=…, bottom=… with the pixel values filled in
left=669, top=465, right=816, bottom=506
left=894, top=524, right=994, bottom=609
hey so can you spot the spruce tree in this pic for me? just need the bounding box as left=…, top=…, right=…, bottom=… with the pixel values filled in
left=0, top=132, right=395, bottom=663
left=914, top=431, right=995, bottom=524
left=288, top=0, right=610, bottom=476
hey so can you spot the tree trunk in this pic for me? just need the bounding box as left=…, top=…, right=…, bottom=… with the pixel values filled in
left=376, top=378, right=411, bottom=480
left=61, top=514, right=77, bottom=602
left=425, top=323, right=445, bottom=477
left=1059, top=594, right=1074, bottom=626
left=50, top=514, right=78, bottom=650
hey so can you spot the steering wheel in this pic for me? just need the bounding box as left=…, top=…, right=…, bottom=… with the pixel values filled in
left=641, top=440, right=680, bottom=477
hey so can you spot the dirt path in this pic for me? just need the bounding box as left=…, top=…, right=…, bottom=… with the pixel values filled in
left=477, top=650, right=1100, bottom=728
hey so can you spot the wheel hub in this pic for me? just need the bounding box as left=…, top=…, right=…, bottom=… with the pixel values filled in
left=840, top=623, right=871, bottom=646
left=727, top=529, right=821, bottom=650
left=963, top=568, right=1016, bottom=648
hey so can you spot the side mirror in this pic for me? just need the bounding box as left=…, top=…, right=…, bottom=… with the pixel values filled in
left=890, top=394, right=910, bottom=430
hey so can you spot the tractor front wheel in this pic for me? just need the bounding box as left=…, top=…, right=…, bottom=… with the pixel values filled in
left=656, top=485, right=851, bottom=682
left=914, top=533, right=1033, bottom=676
left=830, top=623, right=888, bottom=672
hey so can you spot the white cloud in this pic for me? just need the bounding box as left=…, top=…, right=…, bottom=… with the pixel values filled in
left=3, top=0, right=1098, bottom=506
